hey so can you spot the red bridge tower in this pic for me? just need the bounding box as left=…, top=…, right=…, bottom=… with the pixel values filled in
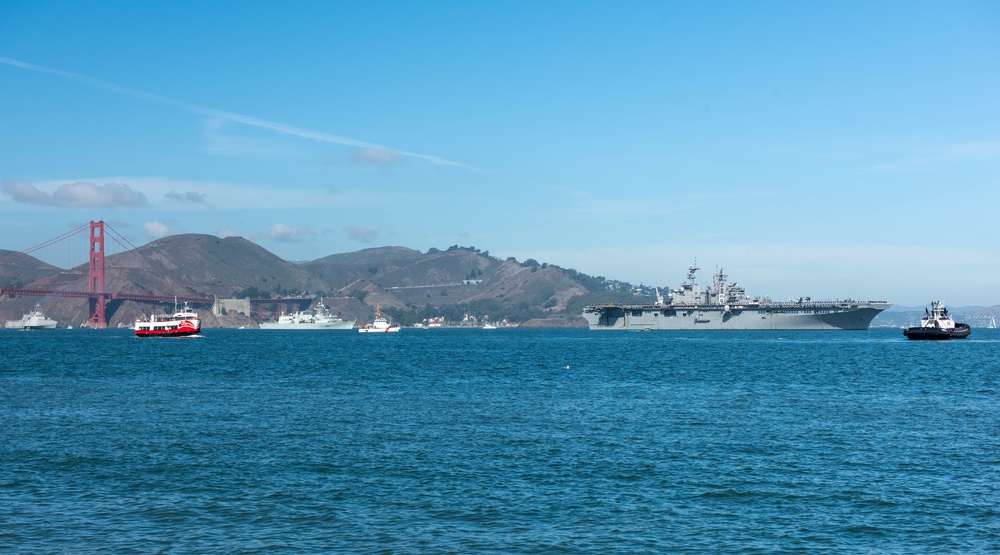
left=86, top=220, right=106, bottom=328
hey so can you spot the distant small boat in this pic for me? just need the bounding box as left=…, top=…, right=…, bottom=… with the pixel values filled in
left=358, top=307, right=400, bottom=333
left=134, top=302, right=202, bottom=337
left=5, top=304, right=57, bottom=330
left=903, top=300, right=970, bottom=340
left=482, top=321, right=497, bottom=329
left=989, top=316, right=997, bottom=329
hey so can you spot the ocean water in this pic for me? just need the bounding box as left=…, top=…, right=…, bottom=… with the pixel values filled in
left=2, top=327, right=998, bottom=554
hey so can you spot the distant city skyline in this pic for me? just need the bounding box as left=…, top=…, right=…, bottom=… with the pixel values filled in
left=2, top=2, right=998, bottom=306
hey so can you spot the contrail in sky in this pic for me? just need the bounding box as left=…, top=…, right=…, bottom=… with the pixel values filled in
left=0, top=56, right=477, bottom=170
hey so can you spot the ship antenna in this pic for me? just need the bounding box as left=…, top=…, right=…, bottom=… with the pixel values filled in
left=687, top=259, right=699, bottom=283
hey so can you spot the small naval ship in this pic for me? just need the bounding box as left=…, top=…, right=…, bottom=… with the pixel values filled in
left=259, top=299, right=355, bottom=330
left=5, top=304, right=57, bottom=330
left=903, top=300, right=971, bottom=340
left=583, top=262, right=890, bottom=330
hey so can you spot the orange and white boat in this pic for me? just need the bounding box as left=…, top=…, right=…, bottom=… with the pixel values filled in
left=358, top=307, right=400, bottom=333
left=134, top=302, right=202, bottom=337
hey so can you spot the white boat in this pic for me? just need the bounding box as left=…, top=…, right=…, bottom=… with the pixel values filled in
left=358, top=307, right=401, bottom=333
left=259, top=300, right=356, bottom=330
left=134, top=302, right=201, bottom=337
left=989, top=316, right=997, bottom=329
left=482, top=322, right=497, bottom=329
left=5, top=304, right=57, bottom=330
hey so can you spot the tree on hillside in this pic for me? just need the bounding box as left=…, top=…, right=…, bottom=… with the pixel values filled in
left=233, top=286, right=270, bottom=299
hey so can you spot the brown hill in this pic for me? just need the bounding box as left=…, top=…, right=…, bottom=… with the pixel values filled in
left=306, top=246, right=589, bottom=316
left=0, top=250, right=61, bottom=288
left=102, top=234, right=322, bottom=298
left=0, top=237, right=614, bottom=328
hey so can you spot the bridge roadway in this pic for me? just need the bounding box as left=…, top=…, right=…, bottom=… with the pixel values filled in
left=0, top=287, right=215, bottom=305
left=1, top=289, right=317, bottom=310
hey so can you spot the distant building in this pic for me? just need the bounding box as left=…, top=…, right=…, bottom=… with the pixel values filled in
left=214, top=298, right=251, bottom=317
left=426, top=316, right=445, bottom=328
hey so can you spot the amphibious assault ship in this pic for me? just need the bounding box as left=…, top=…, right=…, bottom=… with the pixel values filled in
left=583, top=263, right=890, bottom=330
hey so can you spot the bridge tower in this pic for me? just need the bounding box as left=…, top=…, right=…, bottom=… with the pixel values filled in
left=86, top=220, right=107, bottom=328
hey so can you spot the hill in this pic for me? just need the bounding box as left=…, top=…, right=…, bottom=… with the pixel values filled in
left=0, top=250, right=62, bottom=289
left=0, top=237, right=637, bottom=328
left=305, top=245, right=605, bottom=326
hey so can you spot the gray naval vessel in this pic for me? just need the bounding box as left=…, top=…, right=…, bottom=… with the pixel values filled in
left=583, top=263, right=890, bottom=330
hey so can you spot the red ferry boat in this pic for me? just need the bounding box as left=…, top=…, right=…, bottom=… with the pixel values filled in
left=134, top=302, right=202, bottom=337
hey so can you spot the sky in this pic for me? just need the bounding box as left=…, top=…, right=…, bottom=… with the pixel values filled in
left=2, top=1, right=998, bottom=307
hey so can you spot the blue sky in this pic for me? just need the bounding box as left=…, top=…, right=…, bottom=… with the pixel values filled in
left=2, top=1, right=998, bottom=306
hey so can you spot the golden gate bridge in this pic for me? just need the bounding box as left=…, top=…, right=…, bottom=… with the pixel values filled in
left=0, top=220, right=312, bottom=328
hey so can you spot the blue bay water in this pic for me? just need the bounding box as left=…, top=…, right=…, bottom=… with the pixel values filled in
left=2, top=328, right=999, bottom=553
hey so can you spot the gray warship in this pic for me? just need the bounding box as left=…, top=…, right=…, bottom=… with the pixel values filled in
left=583, top=263, right=890, bottom=330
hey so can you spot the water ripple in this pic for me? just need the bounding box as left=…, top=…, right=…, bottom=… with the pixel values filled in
left=2, top=328, right=999, bottom=553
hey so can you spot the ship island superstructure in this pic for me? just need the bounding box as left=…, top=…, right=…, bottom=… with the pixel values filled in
left=583, top=263, right=890, bottom=330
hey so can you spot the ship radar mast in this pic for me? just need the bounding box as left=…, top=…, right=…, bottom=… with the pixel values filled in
left=714, top=267, right=728, bottom=294
left=686, top=260, right=699, bottom=283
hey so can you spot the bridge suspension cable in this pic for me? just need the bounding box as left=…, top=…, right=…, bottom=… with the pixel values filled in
left=1, top=220, right=214, bottom=329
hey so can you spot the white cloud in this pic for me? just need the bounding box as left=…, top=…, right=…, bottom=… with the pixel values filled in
left=268, top=223, right=316, bottom=242
left=144, top=221, right=180, bottom=239
left=2, top=180, right=52, bottom=205
left=2, top=180, right=148, bottom=207
left=20, top=176, right=378, bottom=211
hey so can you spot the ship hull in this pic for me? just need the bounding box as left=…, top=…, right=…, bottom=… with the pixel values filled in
left=903, top=323, right=971, bottom=340
left=134, top=319, right=201, bottom=337
left=259, top=320, right=355, bottom=330
left=134, top=328, right=201, bottom=337
left=583, top=305, right=885, bottom=330
left=5, top=311, right=57, bottom=330
left=5, top=321, right=57, bottom=330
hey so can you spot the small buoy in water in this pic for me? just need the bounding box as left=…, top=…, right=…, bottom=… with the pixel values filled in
left=564, top=365, right=570, bottom=369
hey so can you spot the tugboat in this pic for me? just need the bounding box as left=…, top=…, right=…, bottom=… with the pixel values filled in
left=903, top=300, right=971, bottom=340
